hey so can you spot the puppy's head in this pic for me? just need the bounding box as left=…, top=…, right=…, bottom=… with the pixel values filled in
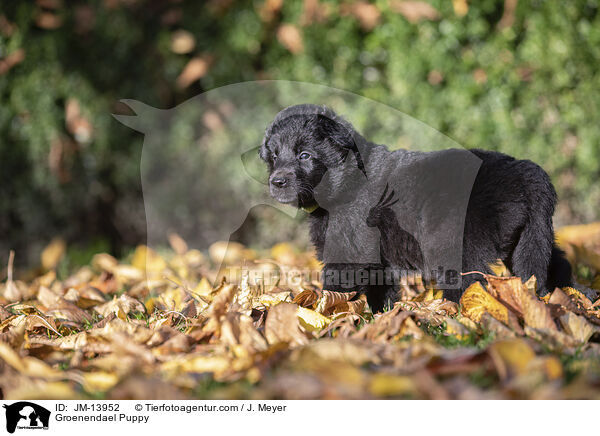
left=259, top=104, right=362, bottom=207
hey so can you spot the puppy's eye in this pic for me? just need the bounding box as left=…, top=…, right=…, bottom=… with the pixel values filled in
left=299, top=152, right=311, bottom=160
left=272, top=152, right=278, bottom=162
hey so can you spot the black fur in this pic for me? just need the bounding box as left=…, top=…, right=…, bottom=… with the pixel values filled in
left=260, top=104, right=573, bottom=312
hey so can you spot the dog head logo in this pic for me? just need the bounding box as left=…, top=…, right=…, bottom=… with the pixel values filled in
left=3, top=402, right=50, bottom=433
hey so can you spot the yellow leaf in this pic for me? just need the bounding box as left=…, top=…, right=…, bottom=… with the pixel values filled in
left=41, top=238, right=66, bottom=270
left=82, top=371, right=120, bottom=392
left=452, top=0, right=468, bottom=17
left=370, top=373, right=415, bottom=397
left=0, top=343, right=63, bottom=379
left=193, top=277, right=215, bottom=298
left=488, top=259, right=511, bottom=277
left=5, top=381, right=80, bottom=400
left=209, top=241, right=246, bottom=265
left=162, top=355, right=230, bottom=376
left=297, top=306, right=331, bottom=332
left=258, top=291, right=293, bottom=307
left=541, top=356, right=563, bottom=380
left=131, top=245, right=167, bottom=273
left=271, top=242, right=297, bottom=264
left=444, top=318, right=470, bottom=339
left=490, top=339, right=535, bottom=377
left=460, top=282, right=509, bottom=324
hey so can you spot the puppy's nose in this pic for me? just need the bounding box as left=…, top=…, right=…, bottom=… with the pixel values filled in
left=271, top=176, right=288, bottom=188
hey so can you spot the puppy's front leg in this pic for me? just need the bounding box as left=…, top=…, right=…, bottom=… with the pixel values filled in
left=321, top=263, right=398, bottom=313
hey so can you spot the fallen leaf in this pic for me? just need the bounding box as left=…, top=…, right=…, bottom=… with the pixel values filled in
left=390, top=1, right=440, bottom=23
left=297, top=306, right=331, bottom=332
left=170, top=29, right=196, bottom=54
left=276, top=24, right=303, bottom=54
left=176, top=56, right=212, bottom=89
left=460, top=282, right=511, bottom=325
left=265, top=303, right=309, bottom=346
left=559, top=312, right=598, bottom=343
left=489, top=339, right=536, bottom=379
left=41, top=238, right=66, bottom=270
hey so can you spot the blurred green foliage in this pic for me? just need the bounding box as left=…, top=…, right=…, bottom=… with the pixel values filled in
left=0, top=0, right=599, bottom=267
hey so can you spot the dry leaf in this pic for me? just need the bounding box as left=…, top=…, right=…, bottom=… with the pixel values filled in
left=170, top=29, right=196, bottom=54
left=341, top=2, right=381, bottom=30
left=452, top=0, right=468, bottom=17
left=559, top=312, right=598, bottom=343
left=176, top=56, right=212, bottom=89
left=0, top=49, right=25, bottom=75
left=276, top=24, right=303, bottom=54
left=460, top=282, right=511, bottom=325
left=315, top=290, right=356, bottom=314
left=265, top=303, right=309, bottom=346
left=489, top=339, right=535, bottom=379
left=41, top=238, right=66, bottom=270
left=390, top=1, right=440, bottom=23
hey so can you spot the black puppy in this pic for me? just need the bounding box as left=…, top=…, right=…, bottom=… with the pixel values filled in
left=259, top=104, right=572, bottom=312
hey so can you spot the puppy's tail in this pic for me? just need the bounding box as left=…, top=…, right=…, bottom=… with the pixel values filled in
left=546, top=244, right=573, bottom=291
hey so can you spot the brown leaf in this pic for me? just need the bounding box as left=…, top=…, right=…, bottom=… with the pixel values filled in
left=37, top=286, right=92, bottom=324
left=265, top=302, right=309, bottom=347
left=0, top=49, right=25, bottom=75
left=176, top=56, right=212, bottom=89
left=95, top=294, right=145, bottom=319
left=390, top=1, right=440, bottom=23
left=220, top=311, right=268, bottom=354
left=276, top=24, right=304, bottom=54
left=168, top=232, right=188, bottom=255
left=65, top=99, right=93, bottom=143
left=548, top=287, right=581, bottom=313
left=259, top=0, right=283, bottom=22
left=341, top=2, right=381, bottom=30
left=41, top=238, right=65, bottom=270
left=489, top=339, right=536, bottom=379
left=330, top=297, right=366, bottom=315
left=559, top=312, right=598, bottom=343
left=301, top=0, right=330, bottom=26
left=315, top=290, right=356, bottom=314
left=293, top=288, right=321, bottom=308
left=353, top=304, right=414, bottom=343
left=35, top=12, right=63, bottom=29
left=520, top=287, right=558, bottom=331
left=485, top=274, right=556, bottom=331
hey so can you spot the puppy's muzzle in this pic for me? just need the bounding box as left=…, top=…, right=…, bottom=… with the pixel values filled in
left=270, top=171, right=293, bottom=188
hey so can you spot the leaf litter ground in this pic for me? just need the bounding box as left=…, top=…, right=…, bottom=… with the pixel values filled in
left=1, top=223, right=600, bottom=400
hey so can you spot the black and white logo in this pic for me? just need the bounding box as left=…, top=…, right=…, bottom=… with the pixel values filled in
left=3, top=402, right=50, bottom=433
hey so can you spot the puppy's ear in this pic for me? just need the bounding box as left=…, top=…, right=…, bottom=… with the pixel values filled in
left=315, top=114, right=352, bottom=148
left=315, top=114, right=366, bottom=177
left=258, top=134, right=270, bottom=162
left=258, top=143, right=268, bottom=162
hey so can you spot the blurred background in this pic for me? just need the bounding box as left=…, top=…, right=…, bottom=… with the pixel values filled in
left=1, top=0, right=599, bottom=273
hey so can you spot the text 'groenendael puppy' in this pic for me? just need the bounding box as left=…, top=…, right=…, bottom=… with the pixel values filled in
left=259, top=104, right=572, bottom=312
